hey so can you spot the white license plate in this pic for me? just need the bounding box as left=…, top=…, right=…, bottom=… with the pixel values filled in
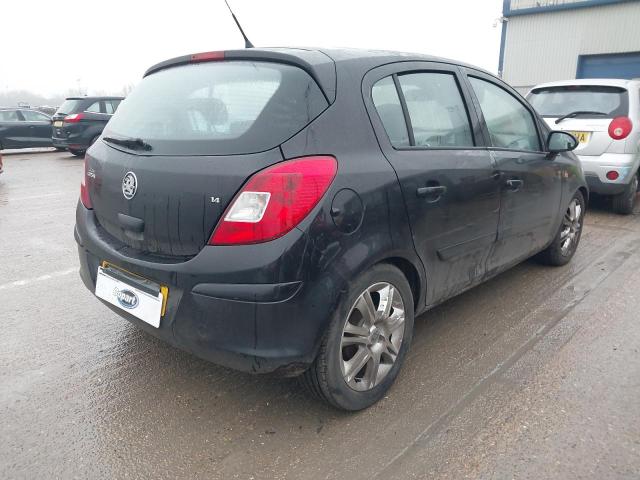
left=53, top=120, right=63, bottom=127
left=95, top=267, right=163, bottom=328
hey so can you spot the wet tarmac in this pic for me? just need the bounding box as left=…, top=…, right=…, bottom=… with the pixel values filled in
left=1, top=149, right=639, bottom=479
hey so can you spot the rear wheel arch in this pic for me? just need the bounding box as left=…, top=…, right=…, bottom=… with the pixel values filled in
left=578, top=186, right=589, bottom=204
left=380, top=256, right=422, bottom=313
left=301, top=261, right=416, bottom=410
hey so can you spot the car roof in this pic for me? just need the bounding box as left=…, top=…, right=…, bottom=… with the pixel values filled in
left=144, top=47, right=496, bottom=104
left=531, top=78, right=640, bottom=90
left=65, top=96, right=124, bottom=101
left=315, top=47, right=470, bottom=66
left=0, top=108, right=39, bottom=112
left=147, top=46, right=484, bottom=71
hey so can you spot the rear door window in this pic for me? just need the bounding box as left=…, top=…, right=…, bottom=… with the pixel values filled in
left=527, top=85, right=628, bottom=118
left=86, top=101, right=103, bottom=113
left=398, top=72, right=474, bottom=148
left=371, top=76, right=410, bottom=147
left=21, top=110, right=50, bottom=122
left=469, top=77, right=541, bottom=151
left=104, top=61, right=329, bottom=156
left=0, top=110, right=20, bottom=122
left=104, top=100, right=120, bottom=114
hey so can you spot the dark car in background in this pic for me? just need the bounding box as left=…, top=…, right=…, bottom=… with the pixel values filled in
left=52, top=96, right=123, bottom=156
left=0, top=108, right=53, bottom=150
left=76, top=48, right=586, bottom=410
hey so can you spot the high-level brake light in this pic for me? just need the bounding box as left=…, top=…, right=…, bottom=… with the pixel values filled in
left=190, top=51, right=225, bottom=63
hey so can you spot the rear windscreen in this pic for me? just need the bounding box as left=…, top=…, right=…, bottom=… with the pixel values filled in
left=527, top=85, right=628, bottom=118
left=56, top=99, right=83, bottom=115
left=104, top=61, right=329, bottom=155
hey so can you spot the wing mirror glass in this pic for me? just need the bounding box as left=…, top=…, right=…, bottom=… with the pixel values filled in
left=548, top=131, right=578, bottom=153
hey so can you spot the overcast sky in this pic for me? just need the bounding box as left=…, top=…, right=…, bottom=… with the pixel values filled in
left=2, top=0, right=503, bottom=96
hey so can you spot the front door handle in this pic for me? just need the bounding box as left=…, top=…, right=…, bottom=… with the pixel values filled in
left=417, top=185, right=447, bottom=198
left=505, top=179, right=523, bottom=191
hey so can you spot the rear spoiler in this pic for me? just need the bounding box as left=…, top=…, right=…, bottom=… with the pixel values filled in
left=143, top=48, right=336, bottom=103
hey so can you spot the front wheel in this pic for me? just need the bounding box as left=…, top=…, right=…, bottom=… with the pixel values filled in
left=536, top=190, right=585, bottom=266
left=300, top=263, right=414, bottom=411
left=612, top=173, right=638, bottom=215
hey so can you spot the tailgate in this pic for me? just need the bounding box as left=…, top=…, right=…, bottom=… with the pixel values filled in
left=86, top=141, right=283, bottom=257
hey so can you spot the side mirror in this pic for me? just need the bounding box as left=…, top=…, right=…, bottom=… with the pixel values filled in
left=547, top=131, right=578, bottom=153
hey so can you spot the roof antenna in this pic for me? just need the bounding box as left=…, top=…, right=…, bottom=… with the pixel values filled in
left=224, top=0, right=254, bottom=48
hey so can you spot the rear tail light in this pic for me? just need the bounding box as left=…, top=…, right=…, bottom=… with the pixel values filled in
left=606, top=170, right=619, bottom=181
left=64, top=113, right=85, bottom=123
left=80, top=157, right=93, bottom=209
left=608, top=117, right=632, bottom=140
left=209, top=156, right=337, bottom=245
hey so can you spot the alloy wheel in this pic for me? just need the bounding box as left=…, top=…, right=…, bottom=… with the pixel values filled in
left=560, top=198, right=583, bottom=255
left=340, top=282, right=405, bottom=391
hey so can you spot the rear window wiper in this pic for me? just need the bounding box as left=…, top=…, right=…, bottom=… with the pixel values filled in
left=103, top=135, right=152, bottom=151
left=554, top=111, right=608, bottom=124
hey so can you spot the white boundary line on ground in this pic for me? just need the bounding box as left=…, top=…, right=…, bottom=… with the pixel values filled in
left=0, top=267, right=77, bottom=291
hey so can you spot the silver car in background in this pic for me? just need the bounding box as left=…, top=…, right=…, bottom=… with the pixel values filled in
left=528, top=79, right=640, bottom=214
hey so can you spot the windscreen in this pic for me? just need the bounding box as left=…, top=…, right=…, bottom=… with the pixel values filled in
left=528, top=85, right=628, bottom=118
left=104, top=61, right=328, bottom=155
left=56, top=99, right=83, bottom=115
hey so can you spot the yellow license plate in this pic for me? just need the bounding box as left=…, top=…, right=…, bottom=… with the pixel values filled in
left=568, top=131, right=590, bottom=144
left=53, top=121, right=63, bottom=127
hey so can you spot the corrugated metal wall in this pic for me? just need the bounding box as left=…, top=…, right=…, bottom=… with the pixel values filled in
left=502, top=2, right=640, bottom=93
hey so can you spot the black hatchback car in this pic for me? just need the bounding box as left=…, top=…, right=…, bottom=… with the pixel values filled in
left=0, top=108, right=53, bottom=149
left=52, top=96, right=123, bottom=156
left=75, top=48, right=586, bottom=410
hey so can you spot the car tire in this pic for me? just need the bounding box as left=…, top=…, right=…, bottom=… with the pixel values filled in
left=300, top=263, right=414, bottom=411
left=536, top=190, right=585, bottom=266
left=612, top=173, right=638, bottom=215
left=69, top=149, right=85, bottom=157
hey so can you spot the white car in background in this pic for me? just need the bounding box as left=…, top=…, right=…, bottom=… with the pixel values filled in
left=527, top=79, right=640, bottom=214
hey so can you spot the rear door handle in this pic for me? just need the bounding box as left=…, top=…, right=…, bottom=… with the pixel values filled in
left=505, top=179, right=523, bottom=191
left=416, top=185, right=447, bottom=198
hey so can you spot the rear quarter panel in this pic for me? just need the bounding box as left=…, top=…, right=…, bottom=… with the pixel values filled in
left=281, top=58, right=426, bottom=328
left=537, top=118, right=588, bottom=242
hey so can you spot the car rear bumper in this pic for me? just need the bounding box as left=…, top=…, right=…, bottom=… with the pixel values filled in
left=52, top=136, right=68, bottom=148
left=584, top=174, right=627, bottom=195
left=52, top=135, right=89, bottom=150
left=577, top=153, right=639, bottom=195
left=74, top=203, right=332, bottom=376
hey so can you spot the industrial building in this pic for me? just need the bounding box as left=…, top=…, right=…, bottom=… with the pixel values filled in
left=499, top=0, right=640, bottom=93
